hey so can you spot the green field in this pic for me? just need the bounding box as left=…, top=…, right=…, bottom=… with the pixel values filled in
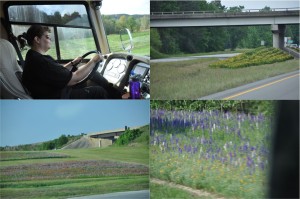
left=0, top=145, right=149, bottom=199
left=151, top=58, right=299, bottom=99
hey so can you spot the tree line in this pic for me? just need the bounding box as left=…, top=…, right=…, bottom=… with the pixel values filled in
left=0, top=134, right=83, bottom=151
left=151, top=100, right=275, bottom=116
left=150, top=1, right=299, bottom=57
left=103, top=15, right=150, bottom=34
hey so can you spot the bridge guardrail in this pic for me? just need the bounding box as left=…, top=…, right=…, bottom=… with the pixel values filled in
left=151, top=7, right=300, bottom=15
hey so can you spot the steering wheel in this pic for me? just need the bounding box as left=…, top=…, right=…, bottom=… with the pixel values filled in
left=71, top=50, right=102, bottom=82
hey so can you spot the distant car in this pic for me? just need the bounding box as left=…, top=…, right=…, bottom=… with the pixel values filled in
left=288, top=44, right=298, bottom=48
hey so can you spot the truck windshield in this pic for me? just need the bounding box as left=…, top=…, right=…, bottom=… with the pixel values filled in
left=7, top=1, right=149, bottom=59
left=7, top=3, right=97, bottom=60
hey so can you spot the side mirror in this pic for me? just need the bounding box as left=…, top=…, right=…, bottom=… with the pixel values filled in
left=120, top=28, right=134, bottom=53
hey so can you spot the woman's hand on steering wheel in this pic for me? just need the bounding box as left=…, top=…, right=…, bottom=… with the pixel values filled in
left=71, top=50, right=104, bottom=83
left=91, top=53, right=103, bottom=63
left=71, top=57, right=82, bottom=67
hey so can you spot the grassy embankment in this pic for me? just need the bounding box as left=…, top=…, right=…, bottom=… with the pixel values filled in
left=0, top=126, right=149, bottom=199
left=151, top=47, right=299, bottom=99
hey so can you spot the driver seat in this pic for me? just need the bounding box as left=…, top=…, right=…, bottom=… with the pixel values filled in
left=0, top=39, right=32, bottom=99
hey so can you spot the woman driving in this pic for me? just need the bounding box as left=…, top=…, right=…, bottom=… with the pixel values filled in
left=22, top=25, right=121, bottom=99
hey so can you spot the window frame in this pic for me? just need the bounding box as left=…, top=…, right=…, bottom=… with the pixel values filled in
left=4, top=1, right=101, bottom=61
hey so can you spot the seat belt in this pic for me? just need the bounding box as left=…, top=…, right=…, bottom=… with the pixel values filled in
left=1, top=17, right=25, bottom=68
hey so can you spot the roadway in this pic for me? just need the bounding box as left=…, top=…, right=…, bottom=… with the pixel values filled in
left=151, top=53, right=240, bottom=63
left=68, top=190, right=149, bottom=199
left=200, top=70, right=300, bottom=100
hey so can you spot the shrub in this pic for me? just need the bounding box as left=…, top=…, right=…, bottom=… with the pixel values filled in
left=115, top=129, right=144, bottom=146
left=209, top=47, right=294, bottom=69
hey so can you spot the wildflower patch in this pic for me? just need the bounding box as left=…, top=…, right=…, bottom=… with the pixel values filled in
left=150, top=109, right=271, bottom=199
left=209, top=47, right=294, bottom=68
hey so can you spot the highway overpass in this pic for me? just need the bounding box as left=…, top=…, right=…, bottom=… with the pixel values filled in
left=87, top=126, right=143, bottom=147
left=151, top=8, right=300, bottom=48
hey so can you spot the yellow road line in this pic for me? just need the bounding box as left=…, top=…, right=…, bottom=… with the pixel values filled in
left=223, top=73, right=300, bottom=100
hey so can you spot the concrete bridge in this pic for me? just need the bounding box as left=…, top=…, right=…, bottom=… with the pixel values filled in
left=151, top=8, right=300, bottom=49
left=87, top=126, right=142, bottom=147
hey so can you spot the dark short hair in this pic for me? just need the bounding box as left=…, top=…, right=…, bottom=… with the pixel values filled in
left=26, top=25, right=50, bottom=46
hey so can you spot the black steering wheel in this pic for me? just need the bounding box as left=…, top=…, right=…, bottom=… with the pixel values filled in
left=71, top=50, right=102, bottom=82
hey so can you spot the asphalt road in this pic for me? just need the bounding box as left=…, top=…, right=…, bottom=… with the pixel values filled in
left=151, top=53, right=240, bottom=63
left=200, top=70, right=300, bottom=100
left=68, top=190, right=150, bottom=199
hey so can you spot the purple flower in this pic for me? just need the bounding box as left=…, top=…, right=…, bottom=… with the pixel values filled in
left=243, top=144, right=248, bottom=152
left=178, top=147, right=182, bottom=154
left=237, top=129, right=241, bottom=138
left=247, top=156, right=254, bottom=168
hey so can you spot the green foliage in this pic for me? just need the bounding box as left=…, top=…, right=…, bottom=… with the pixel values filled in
left=209, top=47, right=294, bottom=68
left=158, top=28, right=180, bottom=54
left=150, top=48, right=167, bottom=59
left=40, top=134, right=71, bottom=150
left=133, top=125, right=150, bottom=145
left=57, top=135, right=68, bottom=147
left=150, top=100, right=275, bottom=116
left=150, top=28, right=162, bottom=51
left=104, top=14, right=149, bottom=34
left=286, top=24, right=299, bottom=45
left=115, top=129, right=144, bottom=146
left=239, top=26, right=273, bottom=48
left=227, top=6, right=245, bottom=12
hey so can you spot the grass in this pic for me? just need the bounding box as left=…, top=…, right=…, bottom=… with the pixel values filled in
left=1, top=145, right=149, bottom=167
left=150, top=182, right=205, bottom=199
left=0, top=151, right=70, bottom=161
left=132, top=125, right=150, bottom=145
left=1, top=176, right=148, bottom=199
left=0, top=145, right=149, bottom=198
left=151, top=58, right=299, bottom=99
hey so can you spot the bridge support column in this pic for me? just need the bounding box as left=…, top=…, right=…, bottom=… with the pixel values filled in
left=271, top=24, right=286, bottom=49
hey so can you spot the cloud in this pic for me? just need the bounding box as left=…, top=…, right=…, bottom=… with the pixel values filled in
left=55, top=102, right=85, bottom=120
left=101, top=0, right=150, bottom=15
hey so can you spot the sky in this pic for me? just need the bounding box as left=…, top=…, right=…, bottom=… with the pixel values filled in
left=150, top=0, right=299, bottom=10
left=39, top=0, right=150, bottom=15
left=207, top=0, right=299, bottom=9
left=27, top=1, right=299, bottom=15
left=0, top=100, right=150, bottom=146
left=101, top=0, right=150, bottom=15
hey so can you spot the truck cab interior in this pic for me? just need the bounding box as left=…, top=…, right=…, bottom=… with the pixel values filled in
left=0, top=0, right=150, bottom=99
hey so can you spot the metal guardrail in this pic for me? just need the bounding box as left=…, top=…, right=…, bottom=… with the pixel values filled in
left=151, top=7, right=300, bottom=15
